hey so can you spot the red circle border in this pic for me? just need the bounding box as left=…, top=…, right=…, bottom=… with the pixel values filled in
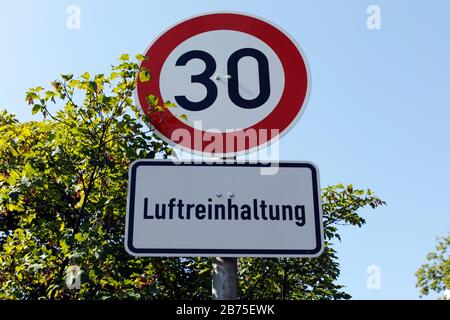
left=136, top=13, right=309, bottom=155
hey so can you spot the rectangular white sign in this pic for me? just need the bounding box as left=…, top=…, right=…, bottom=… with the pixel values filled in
left=125, top=160, right=323, bottom=257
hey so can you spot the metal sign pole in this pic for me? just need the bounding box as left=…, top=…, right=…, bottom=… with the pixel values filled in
left=212, top=156, right=238, bottom=300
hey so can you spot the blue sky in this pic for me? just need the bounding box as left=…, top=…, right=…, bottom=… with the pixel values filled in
left=1, top=0, right=449, bottom=299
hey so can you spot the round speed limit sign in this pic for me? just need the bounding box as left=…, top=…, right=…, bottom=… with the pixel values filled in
left=136, top=12, right=310, bottom=156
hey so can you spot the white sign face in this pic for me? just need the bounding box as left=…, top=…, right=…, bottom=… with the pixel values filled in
left=125, top=160, right=323, bottom=257
left=159, top=30, right=285, bottom=131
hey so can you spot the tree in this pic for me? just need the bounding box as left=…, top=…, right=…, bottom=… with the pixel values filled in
left=238, top=184, right=385, bottom=299
left=0, top=54, right=208, bottom=299
left=0, top=55, right=385, bottom=299
left=415, top=235, right=450, bottom=299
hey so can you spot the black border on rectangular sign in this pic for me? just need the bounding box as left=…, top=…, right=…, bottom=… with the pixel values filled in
left=125, top=160, right=323, bottom=257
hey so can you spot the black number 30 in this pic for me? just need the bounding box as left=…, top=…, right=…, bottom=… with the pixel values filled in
left=174, top=48, right=271, bottom=111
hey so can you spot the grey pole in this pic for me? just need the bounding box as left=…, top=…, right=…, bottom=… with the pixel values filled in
left=212, top=156, right=238, bottom=300
left=212, top=257, right=237, bottom=300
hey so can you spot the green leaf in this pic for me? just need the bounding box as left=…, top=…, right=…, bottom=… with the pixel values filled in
left=81, top=72, right=90, bottom=81
left=135, top=53, right=147, bottom=61
left=179, top=114, right=188, bottom=121
left=61, top=74, right=74, bottom=81
left=44, top=91, right=56, bottom=100
left=138, top=68, right=152, bottom=82
left=74, top=233, right=85, bottom=242
left=109, top=72, right=119, bottom=80
left=25, top=92, right=38, bottom=105
left=69, top=79, right=80, bottom=88
left=119, top=54, right=130, bottom=61
left=24, top=162, right=35, bottom=176
left=22, top=212, right=36, bottom=224
left=164, top=101, right=176, bottom=108
left=61, top=74, right=73, bottom=82
left=146, top=94, right=158, bottom=106
left=31, top=104, right=43, bottom=115
left=60, top=239, right=71, bottom=255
